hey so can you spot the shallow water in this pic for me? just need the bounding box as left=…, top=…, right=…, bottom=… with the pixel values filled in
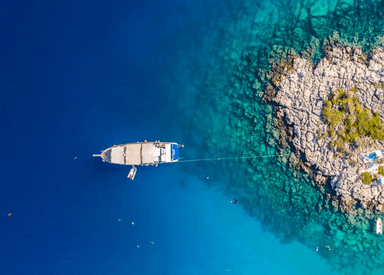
left=173, top=0, right=384, bottom=274
left=2, top=0, right=384, bottom=274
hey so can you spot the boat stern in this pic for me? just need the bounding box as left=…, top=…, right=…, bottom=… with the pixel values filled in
left=171, top=143, right=179, bottom=162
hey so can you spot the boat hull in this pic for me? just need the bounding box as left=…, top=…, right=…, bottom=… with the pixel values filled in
left=94, top=141, right=181, bottom=166
left=377, top=218, right=382, bottom=235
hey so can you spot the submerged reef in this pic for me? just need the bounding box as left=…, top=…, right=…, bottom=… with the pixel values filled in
left=175, top=0, right=384, bottom=274
left=264, top=45, right=384, bottom=211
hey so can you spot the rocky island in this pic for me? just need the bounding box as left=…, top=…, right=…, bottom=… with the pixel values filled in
left=264, top=44, right=384, bottom=212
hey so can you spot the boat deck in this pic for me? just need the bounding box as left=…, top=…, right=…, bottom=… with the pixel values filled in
left=99, top=142, right=176, bottom=166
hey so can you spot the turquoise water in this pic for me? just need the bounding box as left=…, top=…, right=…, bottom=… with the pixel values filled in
left=172, top=0, right=384, bottom=274
left=2, top=0, right=384, bottom=274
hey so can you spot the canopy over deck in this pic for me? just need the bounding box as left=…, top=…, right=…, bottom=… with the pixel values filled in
left=94, top=141, right=181, bottom=166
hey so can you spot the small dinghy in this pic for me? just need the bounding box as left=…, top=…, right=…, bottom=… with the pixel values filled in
left=127, top=167, right=137, bottom=180
left=376, top=218, right=382, bottom=235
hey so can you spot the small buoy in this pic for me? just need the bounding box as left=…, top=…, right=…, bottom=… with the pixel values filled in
left=8, top=213, right=12, bottom=216
left=74, top=157, right=77, bottom=159
left=131, top=222, right=135, bottom=225
left=207, top=177, right=209, bottom=179
left=136, top=245, right=140, bottom=248
left=151, top=242, right=154, bottom=245
left=118, top=219, right=121, bottom=222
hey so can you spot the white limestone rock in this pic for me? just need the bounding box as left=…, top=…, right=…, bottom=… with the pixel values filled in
left=266, top=45, right=384, bottom=205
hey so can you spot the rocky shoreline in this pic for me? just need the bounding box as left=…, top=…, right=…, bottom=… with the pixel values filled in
left=264, top=44, right=384, bottom=212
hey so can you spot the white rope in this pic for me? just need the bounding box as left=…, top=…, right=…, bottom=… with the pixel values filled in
left=177, top=153, right=292, bottom=163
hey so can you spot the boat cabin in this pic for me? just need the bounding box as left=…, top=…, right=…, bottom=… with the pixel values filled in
left=94, top=141, right=181, bottom=166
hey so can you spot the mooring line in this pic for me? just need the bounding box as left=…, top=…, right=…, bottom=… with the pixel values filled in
left=177, top=153, right=292, bottom=163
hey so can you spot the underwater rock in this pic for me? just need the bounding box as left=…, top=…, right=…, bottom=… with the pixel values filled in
left=264, top=44, right=384, bottom=207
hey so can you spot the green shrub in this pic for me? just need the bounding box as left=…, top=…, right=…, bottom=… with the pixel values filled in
left=330, top=89, right=346, bottom=105
left=379, top=166, right=384, bottom=176
left=340, top=100, right=355, bottom=114
left=362, top=172, right=373, bottom=185
left=322, top=90, right=384, bottom=149
left=337, top=129, right=345, bottom=138
left=349, top=132, right=359, bottom=141
left=344, top=115, right=355, bottom=128
left=323, top=107, right=343, bottom=126
left=355, top=105, right=363, bottom=114
left=328, top=128, right=335, bottom=137
left=350, top=87, right=358, bottom=93
left=336, top=88, right=346, bottom=98
left=324, top=100, right=331, bottom=107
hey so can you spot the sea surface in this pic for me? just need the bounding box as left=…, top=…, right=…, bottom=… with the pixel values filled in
left=1, top=0, right=384, bottom=274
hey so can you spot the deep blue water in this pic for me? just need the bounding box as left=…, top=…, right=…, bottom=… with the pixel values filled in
left=0, top=0, right=339, bottom=274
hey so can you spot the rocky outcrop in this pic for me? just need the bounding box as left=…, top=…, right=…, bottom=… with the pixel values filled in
left=265, top=45, right=384, bottom=209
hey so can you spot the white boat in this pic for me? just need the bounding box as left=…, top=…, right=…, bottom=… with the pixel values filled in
left=93, top=140, right=183, bottom=179
left=376, top=218, right=382, bottom=235
left=127, top=167, right=137, bottom=180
